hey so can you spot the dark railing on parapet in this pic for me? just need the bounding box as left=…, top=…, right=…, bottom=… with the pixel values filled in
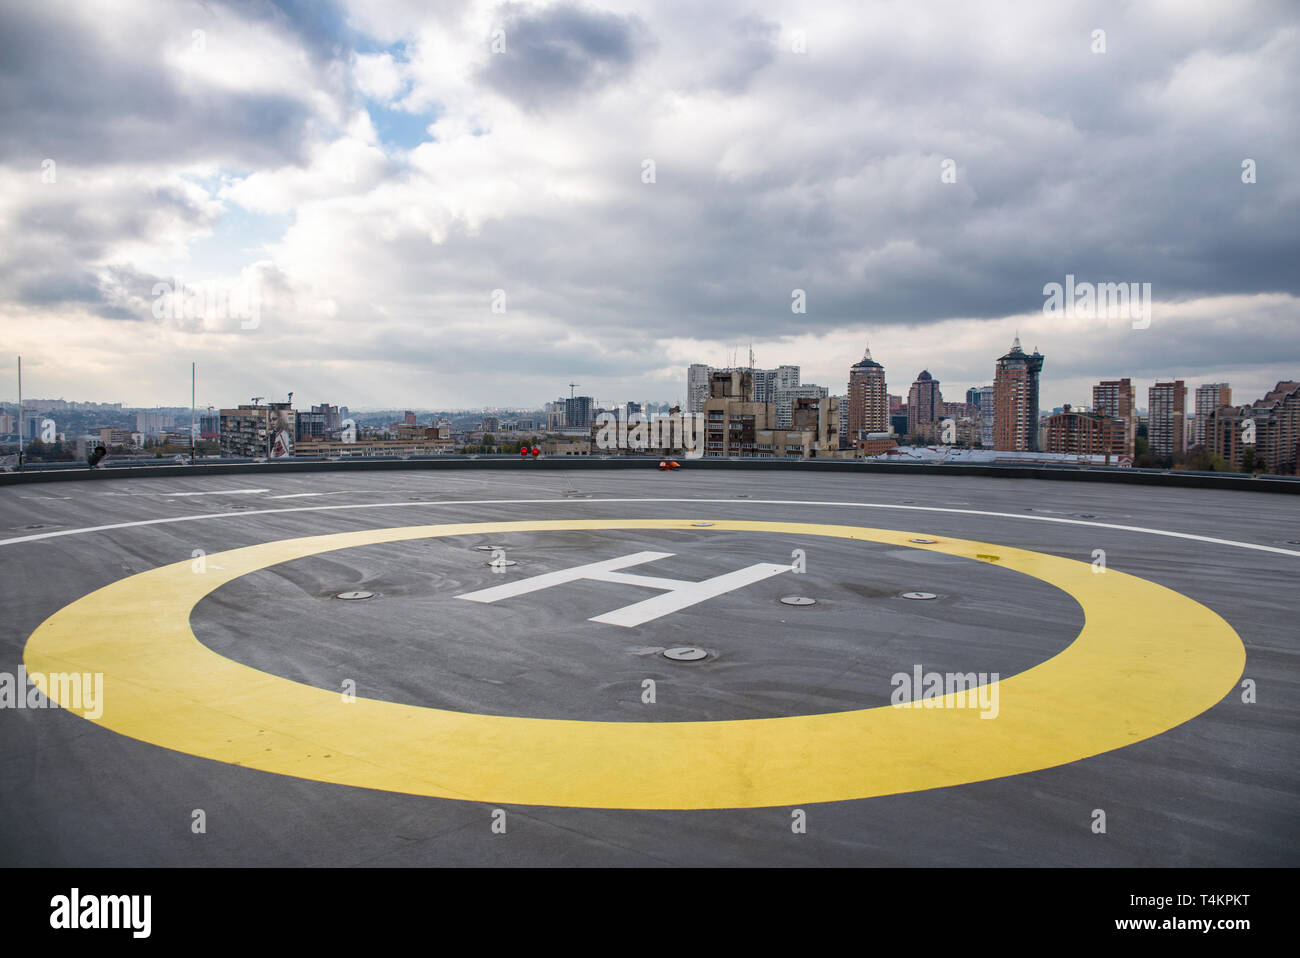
left=2, top=454, right=1298, bottom=494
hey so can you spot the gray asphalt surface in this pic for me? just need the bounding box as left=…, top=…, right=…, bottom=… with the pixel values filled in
left=1, top=468, right=1296, bottom=866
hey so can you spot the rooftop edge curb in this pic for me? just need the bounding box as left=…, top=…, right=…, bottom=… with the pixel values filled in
left=2, top=457, right=1297, bottom=493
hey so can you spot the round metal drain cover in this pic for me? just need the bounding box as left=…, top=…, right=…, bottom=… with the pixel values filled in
left=909, top=538, right=937, bottom=544
left=1078, top=513, right=1097, bottom=519
left=335, top=591, right=376, bottom=600
left=474, top=545, right=505, bottom=551
left=736, top=494, right=750, bottom=498
left=902, top=591, right=938, bottom=600
left=489, top=559, right=518, bottom=567
left=780, top=596, right=816, bottom=606
left=663, top=647, right=709, bottom=662
left=691, top=521, right=714, bottom=527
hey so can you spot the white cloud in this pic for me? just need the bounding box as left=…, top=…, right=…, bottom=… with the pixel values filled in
left=1, top=0, right=1297, bottom=411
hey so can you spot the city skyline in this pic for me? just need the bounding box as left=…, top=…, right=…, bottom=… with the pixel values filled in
left=2, top=342, right=1291, bottom=421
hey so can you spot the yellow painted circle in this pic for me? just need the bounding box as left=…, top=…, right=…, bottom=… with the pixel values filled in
left=23, top=519, right=1245, bottom=809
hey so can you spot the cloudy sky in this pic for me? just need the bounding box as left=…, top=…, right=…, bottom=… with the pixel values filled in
left=1, top=0, right=1296, bottom=412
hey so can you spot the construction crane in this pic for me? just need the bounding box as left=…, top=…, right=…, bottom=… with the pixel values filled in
left=568, top=382, right=578, bottom=399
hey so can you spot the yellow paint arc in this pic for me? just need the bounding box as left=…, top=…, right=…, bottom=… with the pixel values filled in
left=23, top=519, right=1245, bottom=809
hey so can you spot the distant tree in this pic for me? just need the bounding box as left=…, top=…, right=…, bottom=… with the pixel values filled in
left=1176, top=446, right=1214, bottom=471
left=1241, top=447, right=1258, bottom=473
left=1133, top=434, right=1155, bottom=468
left=25, top=438, right=71, bottom=462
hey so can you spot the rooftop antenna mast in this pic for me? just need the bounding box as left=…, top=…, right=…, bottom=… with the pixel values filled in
left=568, top=382, right=578, bottom=399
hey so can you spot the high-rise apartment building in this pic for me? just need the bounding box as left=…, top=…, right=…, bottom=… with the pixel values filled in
left=1194, top=383, right=1232, bottom=448
left=967, top=385, right=995, bottom=447
left=847, top=347, right=888, bottom=442
left=687, top=364, right=712, bottom=414
left=1091, top=378, right=1136, bottom=458
left=564, top=395, right=594, bottom=428
left=906, top=371, right=943, bottom=437
left=751, top=365, right=801, bottom=404
left=993, top=336, right=1045, bottom=451
left=1147, top=381, right=1187, bottom=460
left=311, top=403, right=342, bottom=433
left=545, top=401, right=566, bottom=429
left=295, top=411, right=326, bottom=441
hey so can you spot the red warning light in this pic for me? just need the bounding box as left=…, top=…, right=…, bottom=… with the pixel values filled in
left=531, top=446, right=540, bottom=457
left=519, top=447, right=529, bottom=457
left=658, top=460, right=669, bottom=470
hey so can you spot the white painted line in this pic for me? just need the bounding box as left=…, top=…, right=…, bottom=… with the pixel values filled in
left=166, top=489, right=269, bottom=497
left=589, top=561, right=791, bottom=628
left=266, top=493, right=327, bottom=499
left=592, top=570, right=699, bottom=591
left=457, top=551, right=792, bottom=627
left=93, top=488, right=270, bottom=497
left=0, top=497, right=1296, bottom=558
left=456, top=552, right=674, bottom=604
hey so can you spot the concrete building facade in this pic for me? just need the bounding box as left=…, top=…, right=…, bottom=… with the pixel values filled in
left=772, top=384, right=828, bottom=428
left=702, top=370, right=838, bottom=458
